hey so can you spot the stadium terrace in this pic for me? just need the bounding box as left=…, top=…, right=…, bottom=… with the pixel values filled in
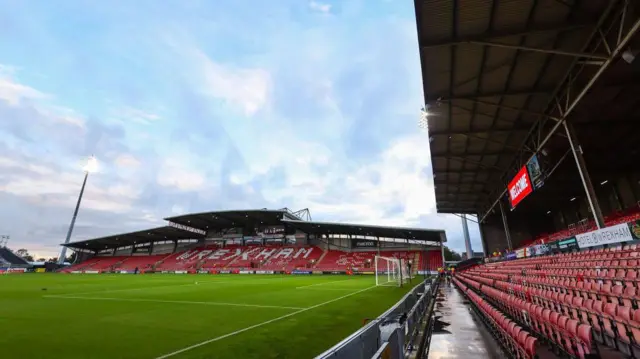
left=416, top=0, right=640, bottom=358
left=59, top=208, right=447, bottom=276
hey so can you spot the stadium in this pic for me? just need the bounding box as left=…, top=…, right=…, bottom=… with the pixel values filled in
left=0, top=209, right=445, bottom=359
left=3, top=0, right=640, bottom=359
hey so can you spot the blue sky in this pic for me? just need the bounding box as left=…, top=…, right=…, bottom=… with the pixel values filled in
left=0, top=0, right=482, bottom=259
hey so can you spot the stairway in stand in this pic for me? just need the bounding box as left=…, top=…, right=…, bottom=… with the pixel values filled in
left=313, top=250, right=328, bottom=269
left=428, top=281, right=503, bottom=359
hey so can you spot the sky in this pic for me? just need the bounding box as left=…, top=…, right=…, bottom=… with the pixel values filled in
left=0, top=0, right=483, bottom=259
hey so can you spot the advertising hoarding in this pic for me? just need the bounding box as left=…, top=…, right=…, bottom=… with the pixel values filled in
left=352, top=239, right=376, bottom=248
left=575, top=223, right=634, bottom=249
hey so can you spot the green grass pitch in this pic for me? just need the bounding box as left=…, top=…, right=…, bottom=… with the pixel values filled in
left=0, top=274, right=417, bottom=359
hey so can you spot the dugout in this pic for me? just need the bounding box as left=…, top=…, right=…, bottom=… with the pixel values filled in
left=415, top=0, right=640, bottom=255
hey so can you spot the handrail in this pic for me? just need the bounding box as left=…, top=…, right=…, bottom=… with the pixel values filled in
left=315, top=278, right=436, bottom=359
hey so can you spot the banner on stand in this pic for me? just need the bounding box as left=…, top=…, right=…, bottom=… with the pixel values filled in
left=576, top=223, right=633, bottom=249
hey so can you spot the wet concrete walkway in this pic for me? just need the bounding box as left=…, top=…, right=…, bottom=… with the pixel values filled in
left=428, top=280, right=503, bottom=359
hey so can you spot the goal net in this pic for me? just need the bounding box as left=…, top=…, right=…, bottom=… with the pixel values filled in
left=375, top=256, right=412, bottom=287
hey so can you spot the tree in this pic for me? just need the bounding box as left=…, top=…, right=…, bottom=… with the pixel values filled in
left=15, top=248, right=34, bottom=262
left=37, top=258, right=46, bottom=262
left=442, top=246, right=462, bottom=261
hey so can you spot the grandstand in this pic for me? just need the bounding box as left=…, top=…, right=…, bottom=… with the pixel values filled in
left=59, top=209, right=446, bottom=275
left=416, top=0, right=640, bottom=358
left=0, top=246, right=30, bottom=273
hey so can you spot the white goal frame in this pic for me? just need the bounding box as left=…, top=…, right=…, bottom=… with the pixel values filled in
left=374, top=256, right=411, bottom=287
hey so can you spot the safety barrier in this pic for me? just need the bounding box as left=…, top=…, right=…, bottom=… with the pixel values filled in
left=315, top=277, right=438, bottom=359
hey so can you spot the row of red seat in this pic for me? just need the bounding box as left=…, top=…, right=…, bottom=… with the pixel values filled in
left=467, top=270, right=640, bottom=310
left=458, top=274, right=596, bottom=358
left=453, top=276, right=537, bottom=358
left=462, top=271, right=640, bottom=357
left=460, top=242, right=640, bottom=358
left=485, top=245, right=640, bottom=271
left=62, top=246, right=444, bottom=273
left=515, top=206, right=640, bottom=250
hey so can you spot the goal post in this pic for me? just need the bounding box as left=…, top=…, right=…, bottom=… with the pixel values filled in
left=375, top=256, right=412, bottom=287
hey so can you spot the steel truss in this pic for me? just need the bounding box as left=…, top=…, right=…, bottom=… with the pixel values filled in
left=479, top=0, right=640, bottom=223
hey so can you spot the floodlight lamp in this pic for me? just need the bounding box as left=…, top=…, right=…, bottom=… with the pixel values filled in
left=622, top=50, right=636, bottom=64
left=419, top=106, right=430, bottom=130
left=83, top=156, right=98, bottom=173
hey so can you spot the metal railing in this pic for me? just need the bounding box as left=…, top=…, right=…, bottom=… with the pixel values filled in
left=315, top=277, right=438, bottom=359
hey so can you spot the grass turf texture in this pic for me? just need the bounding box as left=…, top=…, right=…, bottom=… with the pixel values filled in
left=0, top=274, right=417, bottom=359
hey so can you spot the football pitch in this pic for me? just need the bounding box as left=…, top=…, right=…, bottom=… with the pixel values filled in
left=0, top=274, right=417, bottom=359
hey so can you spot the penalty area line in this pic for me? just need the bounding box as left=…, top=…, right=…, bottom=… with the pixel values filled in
left=153, top=285, right=378, bottom=359
left=43, top=295, right=305, bottom=310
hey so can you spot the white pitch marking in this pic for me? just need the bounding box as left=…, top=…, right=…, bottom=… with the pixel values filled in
left=295, top=279, right=353, bottom=289
left=51, top=281, right=232, bottom=297
left=43, top=295, right=305, bottom=310
left=153, top=285, right=378, bottom=359
left=295, top=287, right=357, bottom=291
left=51, top=277, right=283, bottom=297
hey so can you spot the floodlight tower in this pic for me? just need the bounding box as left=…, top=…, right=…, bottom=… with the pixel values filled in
left=58, top=156, right=98, bottom=264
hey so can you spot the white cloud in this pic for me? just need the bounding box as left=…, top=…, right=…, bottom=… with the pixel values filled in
left=156, top=157, right=205, bottom=191
left=166, top=38, right=271, bottom=116
left=112, top=106, right=161, bottom=125
left=196, top=51, right=271, bottom=116
left=231, top=131, right=435, bottom=227
left=0, top=3, right=486, bottom=258
left=309, top=1, right=332, bottom=13
left=115, top=154, right=141, bottom=168
left=0, top=161, right=138, bottom=213
left=0, top=76, right=47, bottom=106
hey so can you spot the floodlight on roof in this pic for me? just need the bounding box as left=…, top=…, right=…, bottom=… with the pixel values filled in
left=419, top=106, right=430, bottom=131
left=83, top=155, right=98, bottom=173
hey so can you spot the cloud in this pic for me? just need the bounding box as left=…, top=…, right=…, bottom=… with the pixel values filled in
left=169, top=42, right=272, bottom=116
left=156, top=157, right=206, bottom=191
left=0, top=0, right=485, bottom=258
left=309, top=1, right=332, bottom=14
left=115, top=154, right=140, bottom=168
left=0, top=75, right=46, bottom=106
left=111, top=106, right=161, bottom=125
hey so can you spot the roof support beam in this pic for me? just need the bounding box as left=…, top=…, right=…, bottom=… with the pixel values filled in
left=439, top=190, right=490, bottom=196
left=456, top=99, right=561, bottom=121
left=421, top=22, right=592, bottom=49
left=431, top=150, right=516, bottom=157
left=436, top=208, right=478, bottom=215
left=480, top=8, right=640, bottom=223
left=433, top=88, right=552, bottom=101
left=435, top=170, right=500, bottom=176
left=455, top=133, right=523, bottom=151
left=467, top=40, right=609, bottom=60
left=429, top=128, right=529, bottom=136
left=434, top=180, right=489, bottom=186
left=437, top=156, right=502, bottom=170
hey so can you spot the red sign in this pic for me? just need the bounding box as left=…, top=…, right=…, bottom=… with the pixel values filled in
left=508, top=166, right=533, bottom=208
